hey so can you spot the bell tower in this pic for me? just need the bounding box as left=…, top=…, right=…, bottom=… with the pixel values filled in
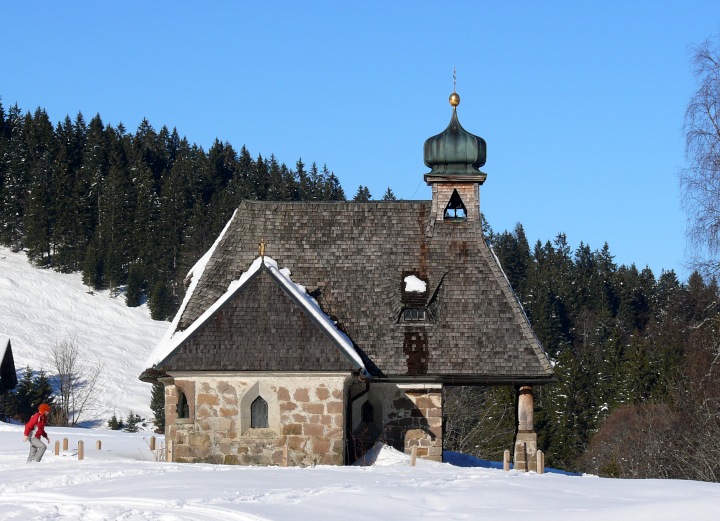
left=423, top=90, right=487, bottom=225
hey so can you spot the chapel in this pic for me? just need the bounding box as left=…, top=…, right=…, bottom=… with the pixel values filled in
left=140, top=91, right=554, bottom=468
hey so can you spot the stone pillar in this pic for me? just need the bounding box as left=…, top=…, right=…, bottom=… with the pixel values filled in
left=514, top=385, right=537, bottom=472
left=395, top=385, right=443, bottom=462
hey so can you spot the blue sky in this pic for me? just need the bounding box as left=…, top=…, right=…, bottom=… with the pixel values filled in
left=3, top=1, right=719, bottom=280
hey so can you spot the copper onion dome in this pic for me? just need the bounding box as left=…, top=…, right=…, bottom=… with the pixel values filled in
left=423, top=92, right=486, bottom=178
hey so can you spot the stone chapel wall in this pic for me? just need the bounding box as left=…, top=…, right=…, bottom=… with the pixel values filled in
left=164, top=374, right=350, bottom=466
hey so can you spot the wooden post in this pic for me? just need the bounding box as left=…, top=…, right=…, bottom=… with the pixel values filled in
left=96, top=440, right=102, bottom=450
left=78, top=440, right=84, bottom=460
left=150, top=436, right=156, bottom=450
left=63, top=438, right=68, bottom=451
left=410, top=446, right=418, bottom=467
left=503, top=450, right=511, bottom=471
left=537, top=450, right=545, bottom=474
left=282, top=444, right=288, bottom=467
left=54, top=440, right=60, bottom=456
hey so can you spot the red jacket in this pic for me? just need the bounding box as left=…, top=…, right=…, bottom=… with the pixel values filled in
left=24, top=412, right=48, bottom=439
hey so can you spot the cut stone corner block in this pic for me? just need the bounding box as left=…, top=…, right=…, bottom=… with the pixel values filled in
left=514, top=432, right=537, bottom=472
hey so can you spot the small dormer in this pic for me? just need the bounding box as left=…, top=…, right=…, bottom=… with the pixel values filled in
left=400, top=272, right=429, bottom=323
left=424, top=91, right=487, bottom=224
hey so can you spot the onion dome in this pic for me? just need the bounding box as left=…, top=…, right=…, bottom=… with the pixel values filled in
left=424, top=93, right=487, bottom=178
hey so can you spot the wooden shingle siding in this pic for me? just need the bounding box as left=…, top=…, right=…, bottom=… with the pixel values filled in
left=168, top=200, right=553, bottom=381
left=165, top=273, right=356, bottom=373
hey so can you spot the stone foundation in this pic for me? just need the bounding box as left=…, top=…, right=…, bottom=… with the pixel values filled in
left=165, top=374, right=349, bottom=466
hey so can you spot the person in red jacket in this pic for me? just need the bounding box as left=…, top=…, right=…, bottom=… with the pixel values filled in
left=24, top=403, right=51, bottom=462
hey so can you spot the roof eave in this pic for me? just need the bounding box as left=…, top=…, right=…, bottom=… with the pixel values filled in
left=370, top=374, right=557, bottom=386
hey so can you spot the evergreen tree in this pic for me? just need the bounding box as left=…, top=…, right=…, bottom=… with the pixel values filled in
left=52, top=114, right=87, bottom=272
left=0, top=105, right=28, bottom=250
left=150, top=382, right=165, bottom=432
left=381, top=187, right=397, bottom=201
left=491, top=223, right=531, bottom=299
left=30, top=370, right=54, bottom=409
left=296, top=158, right=311, bottom=200
left=124, top=411, right=141, bottom=432
left=352, top=185, right=371, bottom=202
left=108, top=413, right=121, bottom=430
left=77, top=114, right=108, bottom=250
left=149, top=280, right=174, bottom=321
left=82, top=234, right=104, bottom=290
left=251, top=153, right=269, bottom=201
left=308, top=162, right=322, bottom=200
left=324, top=172, right=346, bottom=201
left=4, top=367, right=54, bottom=422
left=126, top=263, right=144, bottom=307
left=7, top=366, right=35, bottom=420
left=134, top=119, right=168, bottom=191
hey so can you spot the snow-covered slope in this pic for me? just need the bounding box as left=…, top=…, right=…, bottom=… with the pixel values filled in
left=0, top=246, right=168, bottom=425
left=1, top=422, right=719, bottom=520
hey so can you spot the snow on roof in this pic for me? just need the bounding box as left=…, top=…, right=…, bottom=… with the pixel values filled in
left=403, top=275, right=427, bottom=293
left=263, top=260, right=368, bottom=376
left=144, top=210, right=237, bottom=368
left=146, top=249, right=369, bottom=377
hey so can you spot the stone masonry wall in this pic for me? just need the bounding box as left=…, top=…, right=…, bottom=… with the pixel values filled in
left=369, top=383, right=443, bottom=462
left=165, top=374, right=350, bottom=466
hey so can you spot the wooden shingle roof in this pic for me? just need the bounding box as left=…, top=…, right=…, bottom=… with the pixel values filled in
left=152, top=200, right=554, bottom=384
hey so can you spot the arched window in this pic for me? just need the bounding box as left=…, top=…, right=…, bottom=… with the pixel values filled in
left=251, top=396, right=268, bottom=428
left=177, top=389, right=189, bottom=419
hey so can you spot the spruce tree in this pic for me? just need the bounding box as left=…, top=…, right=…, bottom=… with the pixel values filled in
left=0, top=106, right=29, bottom=250
left=150, top=382, right=165, bottom=432
left=381, top=187, right=397, bottom=201
left=124, top=411, right=140, bottom=432
left=82, top=234, right=104, bottom=290
left=149, top=280, right=174, bottom=321
left=126, top=263, right=144, bottom=307
left=324, top=171, right=346, bottom=201
left=296, top=158, right=311, bottom=200
left=352, top=185, right=371, bottom=202
left=78, top=114, right=108, bottom=250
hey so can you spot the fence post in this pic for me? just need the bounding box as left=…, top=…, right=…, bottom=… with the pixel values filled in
left=63, top=438, right=68, bottom=451
left=96, top=440, right=102, bottom=450
left=410, top=446, right=418, bottom=467
left=54, top=440, right=60, bottom=456
left=503, top=449, right=511, bottom=471
left=537, top=450, right=545, bottom=475
left=78, top=440, right=84, bottom=460
left=150, top=436, right=156, bottom=450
